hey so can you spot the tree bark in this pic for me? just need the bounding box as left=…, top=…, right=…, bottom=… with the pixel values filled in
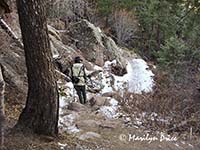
left=16, top=0, right=59, bottom=136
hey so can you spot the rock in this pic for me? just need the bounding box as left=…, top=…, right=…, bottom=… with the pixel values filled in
left=78, top=132, right=101, bottom=140
left=48, top=25, right=62, bottom=41
left=96, top=97, right=110, bottom=106
left=76, top=120, right=101, bottom=129
left=50, top=41, right=59, bottom=59
left=62, top=19, right=128, bottom=68
left=63, top=19, right=104, bottom=66
left=99, top=120, right=119, bottom=129
left=89, top=97, right=95, bottom=107
left=102, top=92, right=123, bottom=102
left=0, top=37, right=27, bottom=104
left=89, top=96, right=110, bottom=108
left=111, top=64, right=127, bottom=76
left=68, top=102, right=87, bottom=112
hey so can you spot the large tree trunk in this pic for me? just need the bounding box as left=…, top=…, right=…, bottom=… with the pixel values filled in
left=16, top=0, right=59, bottom=136
left=0, top=65, right=5, bottom=148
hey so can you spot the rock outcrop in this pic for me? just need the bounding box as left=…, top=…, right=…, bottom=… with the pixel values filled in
left=0, top=30, right=27, bottom=103
left=61, top=19, right=127, bottom=68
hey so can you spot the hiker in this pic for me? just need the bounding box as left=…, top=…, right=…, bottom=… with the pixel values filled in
left=71, top=56, right=87, bottom=104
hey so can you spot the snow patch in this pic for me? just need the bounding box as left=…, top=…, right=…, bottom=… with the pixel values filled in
left=58, top=81, right=81, bottom=133
left=58, top=142, right=67, bottom=150
left=99, top=98, right=119, bottom=118
left=59, top=96, right=68, bottom=108
left=59, top=113, right=80, bottom=133
left=101, top=58, right=154, bottom=94
left=114, top=59, right=154, bottom=94
left=67, top=125, right=80, bottom=133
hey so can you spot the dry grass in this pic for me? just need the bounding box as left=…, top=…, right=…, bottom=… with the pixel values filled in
left=119, top=71, right=200, bottom=138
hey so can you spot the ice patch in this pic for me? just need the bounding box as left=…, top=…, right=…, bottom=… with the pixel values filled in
left=114, top=59, right=154, bottom=94
left=127, top=59, right=154, bottom=93
left=101, top=58, right=154, bottom=94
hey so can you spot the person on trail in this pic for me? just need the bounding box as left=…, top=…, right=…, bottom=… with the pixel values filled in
left=71, top=56, right=87, bottom=104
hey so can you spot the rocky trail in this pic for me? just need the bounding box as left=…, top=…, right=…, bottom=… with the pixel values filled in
left=57, top=90, right=199, bottom=150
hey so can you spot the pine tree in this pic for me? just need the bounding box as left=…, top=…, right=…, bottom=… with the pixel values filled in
left=16, top=0, right=59, bottom=136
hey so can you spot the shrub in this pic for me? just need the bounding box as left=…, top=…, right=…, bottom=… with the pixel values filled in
left=155, top=36, right=199, bottom=83
left=120, top=72, right=200, bottom=137
left=111, top=9, right=138, bottom=47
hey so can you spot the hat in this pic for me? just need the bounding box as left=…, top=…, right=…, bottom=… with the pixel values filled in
left=74, top=56, right=82, bottom=63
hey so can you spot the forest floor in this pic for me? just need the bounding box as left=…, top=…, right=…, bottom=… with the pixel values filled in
left=3, top=98, right=200, bottom=150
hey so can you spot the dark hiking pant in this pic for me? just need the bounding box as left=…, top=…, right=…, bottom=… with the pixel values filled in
left=74, top=85, right=86, bottom=104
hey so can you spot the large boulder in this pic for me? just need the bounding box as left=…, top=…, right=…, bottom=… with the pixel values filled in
left=48, top=25, right=95, bottom=75
left=62, top=19, right=127, bottom=67
left=89, top=96, right=110, bottom=107
left=68, top=102, right=87, bottom=112
left=0, top=28, right=27, bottom=104
left=76, top=119, right=101, bottom=129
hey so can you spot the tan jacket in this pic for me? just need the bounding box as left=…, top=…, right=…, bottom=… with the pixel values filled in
left=71, top=63, right=86, bottom=86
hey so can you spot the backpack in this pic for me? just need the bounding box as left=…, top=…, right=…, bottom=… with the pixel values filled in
left=72, top=76, right=80, bottom=84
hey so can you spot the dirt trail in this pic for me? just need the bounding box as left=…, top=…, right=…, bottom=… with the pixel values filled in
left=59, top=99, right=200, bottom=150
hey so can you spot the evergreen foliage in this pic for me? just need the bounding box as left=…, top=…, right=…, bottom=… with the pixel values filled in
left=91, top=0, right=200, bottom=82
